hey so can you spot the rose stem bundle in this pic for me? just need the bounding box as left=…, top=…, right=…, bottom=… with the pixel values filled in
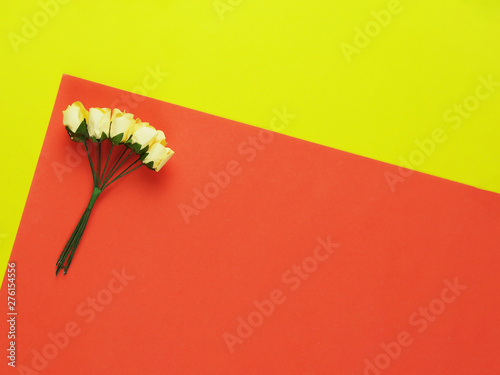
left=55, top=141, right=144, bottom=275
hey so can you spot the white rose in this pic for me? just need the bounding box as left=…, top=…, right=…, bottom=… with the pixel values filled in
left=153, top=130, right=167, bottom=146
left=142, top=143, right=174, bottom=172
left=88, top=107, right=111, bottom=140
left=62, top=101, right=88, bottom=133
left=109, top=109, right=135, bottom=144
left=128, top=121, right=158, bottom=153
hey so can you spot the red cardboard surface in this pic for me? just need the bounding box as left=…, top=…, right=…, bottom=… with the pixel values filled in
left=1, top=75, right=499, bottom=374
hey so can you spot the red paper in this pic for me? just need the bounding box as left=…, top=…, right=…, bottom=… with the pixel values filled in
left=1, top=75, right=499, bottom=374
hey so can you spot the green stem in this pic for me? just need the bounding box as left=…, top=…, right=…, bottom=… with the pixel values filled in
left=102, top=160, right=144, bottom=190
left=56, top=211, right=86, bottom=267
left=87, top=187, right=102, bottom=209
left=108, top=156, right=140, bottom=180
left=101, top=149, right=134, bottom=189
left=96, top=142, right=102, bottom=186
left=99, top=147, right=128, bottom=189
left=84, top=141, right=97, bottom=186
left=56, top=187, right=101, bottom=275
left=57, top=144, right=147, bottom=275
left=63, top=210, right=91, bottom=274
left=100, top=143, right=114, bottom=188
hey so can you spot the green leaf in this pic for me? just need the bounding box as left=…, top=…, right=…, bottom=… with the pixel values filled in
left=74, top=120, right=89, bottom=137
left=127, top=142, right=141, bottom=154
left=143, top=160, right=155, bottom=170
left=140, top=152, right=154, bottom=170
left=65, top=124, right=88, bottom=143
left=127, top=142, right=149, bottom=155
left=110, top=133, right=123, bottom=145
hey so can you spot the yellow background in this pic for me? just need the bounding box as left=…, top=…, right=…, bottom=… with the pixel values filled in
left=1, top=0, right=499, bottom=283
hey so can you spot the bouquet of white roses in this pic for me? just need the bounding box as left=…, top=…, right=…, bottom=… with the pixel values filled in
left=56, top=101, right=174, bottom=275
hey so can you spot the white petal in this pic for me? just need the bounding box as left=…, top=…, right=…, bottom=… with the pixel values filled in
left=98, top=109, right=111, bottom=138
left=132, top=126, right=157, bottom=147
left=154, top=130, right=167, bottom=146
left=155, top=148, right=174, bottom=171
left=88, top=108, right=106, bottom=138
left=143, top=143, right=174, bottom=171
left=63, top=102, right=87, bottom=132
left=110, top=109, right=135, bottom=141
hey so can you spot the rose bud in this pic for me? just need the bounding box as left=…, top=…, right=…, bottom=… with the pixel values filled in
left=63, top=101, right=89, bottom=142
left=109, top=108, right=135, bottom=145
left=88, top=107, right=111, bottom=141
left=128, top=120, right=158, bottom=154
left=142, top=143, right=174, bottom=172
